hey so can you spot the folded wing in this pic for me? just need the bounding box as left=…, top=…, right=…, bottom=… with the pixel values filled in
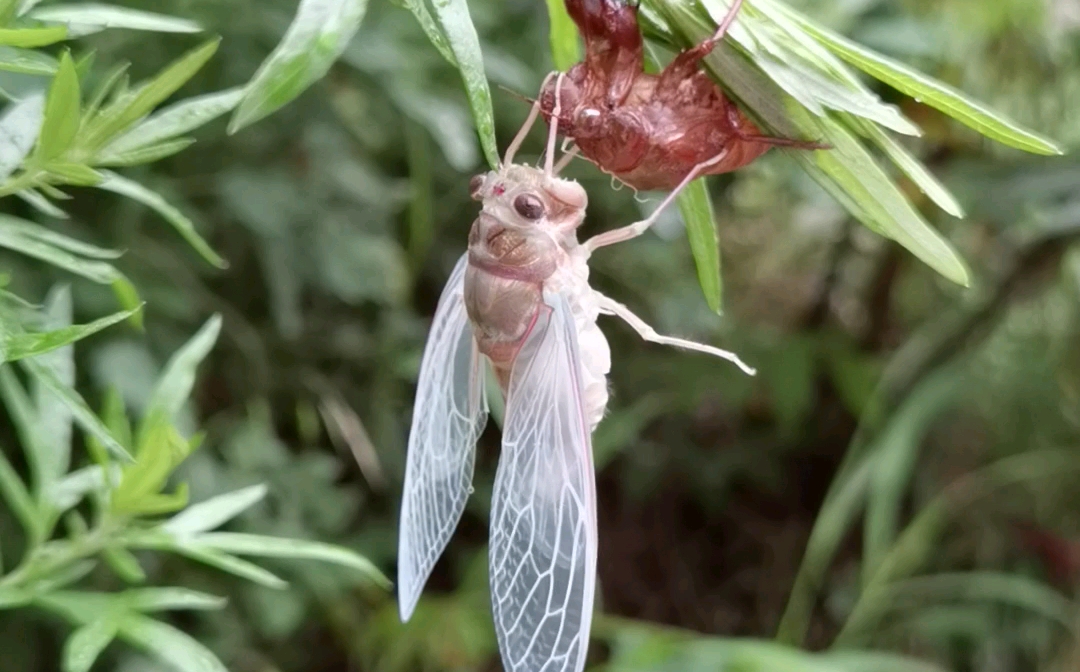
left=489, top=290, right=598, bottom=672
left=398, top=253, right=489, bottom=621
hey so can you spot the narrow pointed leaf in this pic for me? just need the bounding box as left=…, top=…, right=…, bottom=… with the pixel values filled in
left=95, top=171, right=226, bottom=268
left=20, top=358, right=133, bottom=462
left=543, top=0, right=580, bottom=71
left=775, top=5, right=1063, bottom=155
left=63, top=618, right=118, bottom=672
left=677, top=179, right=722, bottom=313
left=145, top=314, right=221, bottom=421
left=36, top=51, right=81, bottom=161
left=103, top=87, right=242, bottom=156
left=0, top=26, right=67, bottom=48
left=117, top=615, right=229, bottom=672
left=191, top=532, right=389, bottom=587
left=4, top=307, right=138, bottom=363
left=429, top=0, right=498, bottom=169
left=29, top=4, right=201, bottom=36
left=228, top=0, right=370, bottom=133
left=161, top=484, right=268, bottom=536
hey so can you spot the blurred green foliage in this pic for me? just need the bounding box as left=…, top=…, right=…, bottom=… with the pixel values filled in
left=1, top=0, right=1079, bottom=671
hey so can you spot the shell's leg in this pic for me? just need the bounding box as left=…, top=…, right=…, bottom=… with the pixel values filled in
left=594, top=292, right=755, bottom=375
left=656, top=0, right=743, bottom=92
left=583, top=147, right=730, bottom=252
left=543, top=72, right=569, bottom=177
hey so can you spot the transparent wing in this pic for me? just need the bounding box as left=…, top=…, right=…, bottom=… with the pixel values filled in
left=490, top=290, right=598, bottom=672
left=398, top=253, right=488, bottom=621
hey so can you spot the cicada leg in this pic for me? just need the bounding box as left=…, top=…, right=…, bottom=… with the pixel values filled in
left=583, top=146, right=730, bottom=252
left=594, top=292, right=755, bottom=374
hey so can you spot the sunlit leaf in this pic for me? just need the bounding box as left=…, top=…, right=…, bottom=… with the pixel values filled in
left=144, top=314, right=221, bottom=422
left=188, top=531, right=389, bottom=587
left=0, top=45, right=57, bottom=75
left=101, top=87, right=243, bottom=157
left=0, top=91, right=44, bottom=180
left=161, top=483, right=268, bottom=536
left=20, top=358, right=133, bottom=462
left=28, top=4, right=201, bottom=38
left=63, top=618, right=119, bottom=672
left=95, top=171, right=226, bottom=268
left=93, top=137, right=194, bottom=167
left=228, top=0, right=370, bottom=133
left=121, top=587, right=227, bottom=613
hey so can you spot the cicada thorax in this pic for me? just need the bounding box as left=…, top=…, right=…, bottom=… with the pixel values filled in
left=464, top=216, right=557, bottom=383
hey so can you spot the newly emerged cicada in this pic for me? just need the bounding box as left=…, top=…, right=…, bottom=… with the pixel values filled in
left=396, top=73, right=755, bottom=672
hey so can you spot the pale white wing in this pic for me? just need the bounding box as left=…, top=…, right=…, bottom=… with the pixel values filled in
left=397, top=253, right=488, bottom=621
left=490, top=290, right=598, bottom=672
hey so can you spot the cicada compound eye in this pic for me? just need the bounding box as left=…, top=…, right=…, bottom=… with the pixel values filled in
left=513, top=193, right=545, bottom=221
left=468, top=174, right=486, bottom=200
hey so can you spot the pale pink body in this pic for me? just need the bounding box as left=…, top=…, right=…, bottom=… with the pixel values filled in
left=463, top=164, right=611, bottom=429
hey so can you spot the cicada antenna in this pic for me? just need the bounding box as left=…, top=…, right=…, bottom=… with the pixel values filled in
left=543, top=72, right=568, bottom=177
left=502, top=73, right=555, bottom=167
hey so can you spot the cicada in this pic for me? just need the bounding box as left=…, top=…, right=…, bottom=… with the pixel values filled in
left=537, top=0, right=826, bottom=192
left=396, top=72, right=754, bottom=672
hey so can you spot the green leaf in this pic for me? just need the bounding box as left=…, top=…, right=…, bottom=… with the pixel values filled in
left=0, top=214, right=122, bottom=259
left=93, top=138, right=195, bottom=167
left=117, top=614, right=229, bottom=672
left=228, top=0, right=370, bottom=133
left=63, top=618, right=119, bottom=672
left=161, top=483, right=268, bottom=536
left=775, top=4, right=1063, bottom=156
left=0, top=91, right=44, bottom=180
left=36, top=51, right=81, bottom=161
left=399, top=0, right=456, bottom=66
left=145, top=314, right=221, bottom=421
left=543, top=0, right=579, bottom=71
left=46, top=162, right=102, bottom=185
left=112, top=417, right=192, bottom=515
left=82, top=38, right=220, bottom=149
left=0, top=365, right=49, bottom=493
left=28, top=4, right=201, bottom=37
left=17, top=188, right=69, bottom=218
left=166, top=545, right=288, bottom=589
left=102, top=545, right=147, bottom=583
left=121, top=587, right=226, bottom=613
left=95, top=171, right=226, bottom=268
left=0, top=45, right=57, bottom=75
left=789, top=112, right=970, bottom=286
left=0, top=442, right=42, bottom=540
left=429, top=0, right=498, bottom=169
left=852, top=119, right=964, bottom=218
left=0, top=25, right=67, bottom=48
left=31, top=285, right=75, bottom=485
left=101, top=87, right=243, bottom=157
left=189, top=532, right=390, bottom=587
left=20, top=357, right=133, bottom=462
left=0, top=219, right=127, bottom=286
left=677, top=179, right=722, bottom=314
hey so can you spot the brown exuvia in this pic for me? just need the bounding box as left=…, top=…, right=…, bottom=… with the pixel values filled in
left=538, top=0, right=826, bottom=192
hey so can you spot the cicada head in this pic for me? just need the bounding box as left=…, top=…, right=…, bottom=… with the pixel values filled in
left=468, top=166, right=587, bottom=242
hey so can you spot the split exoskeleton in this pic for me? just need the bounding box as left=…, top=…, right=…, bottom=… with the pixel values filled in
left=396, top=73, right=755, bottom=672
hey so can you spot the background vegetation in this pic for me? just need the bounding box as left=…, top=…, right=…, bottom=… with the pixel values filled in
left=1, top=0, right=1078, bottom=671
